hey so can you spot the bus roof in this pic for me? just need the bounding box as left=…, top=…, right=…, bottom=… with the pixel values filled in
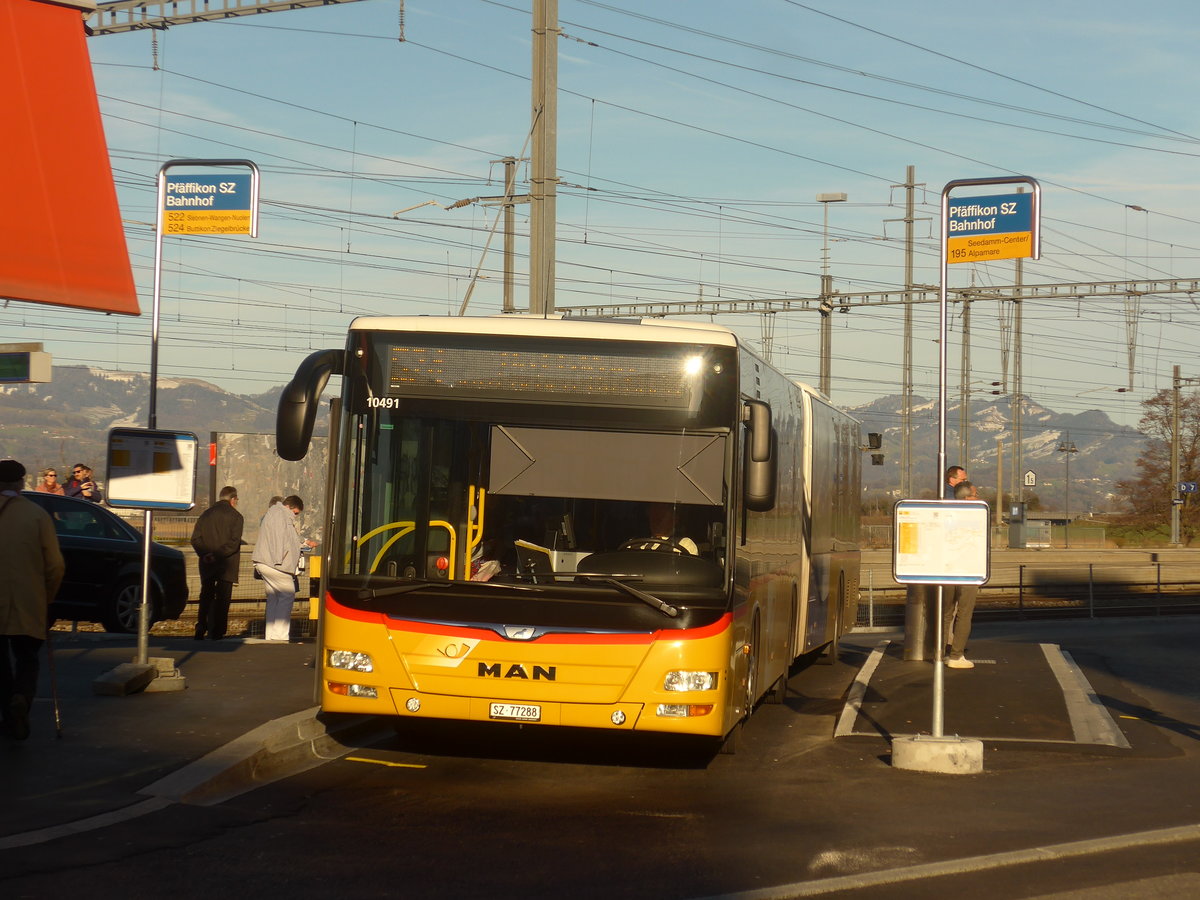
left=348, top=314, right=739, bottom=347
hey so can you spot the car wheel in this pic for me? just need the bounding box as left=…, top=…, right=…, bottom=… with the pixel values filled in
left=103, top=579, right=158, bottom=634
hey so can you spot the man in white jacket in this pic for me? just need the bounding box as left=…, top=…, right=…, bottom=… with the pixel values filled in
left=252, top=495, right=305, bottom=642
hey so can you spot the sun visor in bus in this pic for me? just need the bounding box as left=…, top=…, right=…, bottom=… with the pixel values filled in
left=489, top=426, right=724, bottom=505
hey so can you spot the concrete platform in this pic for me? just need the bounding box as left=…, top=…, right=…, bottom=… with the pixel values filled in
left=835, top=638, right=1130, bottom=748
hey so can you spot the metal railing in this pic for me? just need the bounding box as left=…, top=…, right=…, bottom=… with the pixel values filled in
left=859, top=523, right=1108, bottom=550
left=855, top=560, right=1200, bottom=627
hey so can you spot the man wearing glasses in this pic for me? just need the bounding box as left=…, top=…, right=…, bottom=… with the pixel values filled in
left=64, top=464, right=103, bottom=503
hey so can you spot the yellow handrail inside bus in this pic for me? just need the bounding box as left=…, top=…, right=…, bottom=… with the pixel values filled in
left=466, top=485, right=486, bottom=561
left=354, top=520, right=458, bottom=579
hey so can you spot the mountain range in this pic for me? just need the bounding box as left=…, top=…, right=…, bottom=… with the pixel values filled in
left=0, top=366, right=281, bottom=477
left=0, top=366, right=1148, bottom=515
left=848, top=393, right=1147, bottom=513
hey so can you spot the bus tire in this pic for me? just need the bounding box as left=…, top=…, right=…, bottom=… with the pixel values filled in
left=723, top=612, right=761, bottom=754
left=817, top=574, right=845, bottom=665
left=767, top=669, right=788, bottom=704
left=746, top=612, right=760, bottom=711
left=718, top=720, right=741, bottom=755
left=768, top=586, right=796, bottom=703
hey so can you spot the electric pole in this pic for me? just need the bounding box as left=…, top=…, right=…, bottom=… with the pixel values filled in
left=1172, top=364, right=1183, bottom=545
left=501, top=156, right=517, bottom=312
left=529, top=0, right=558, bottom=315
left=901, top=166, right=916, bottom=498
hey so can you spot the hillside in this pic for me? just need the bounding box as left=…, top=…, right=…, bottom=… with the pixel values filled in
left=849, top=394, right=1146, bottom=513
left=0, top=366, right=278, bottom=475
left=0, top=368, right=1147, bottom=515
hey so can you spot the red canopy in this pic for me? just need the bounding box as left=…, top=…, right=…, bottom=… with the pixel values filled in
left=0, top=0, right=140, bottom=315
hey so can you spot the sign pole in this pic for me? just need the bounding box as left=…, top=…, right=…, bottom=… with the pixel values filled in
left=136, top=159, right=259, bottom=666
left=933, top=175, right=1041, bottom=738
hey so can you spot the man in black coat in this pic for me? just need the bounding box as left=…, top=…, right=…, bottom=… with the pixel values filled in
left=190, top=485, right=244, bottom=640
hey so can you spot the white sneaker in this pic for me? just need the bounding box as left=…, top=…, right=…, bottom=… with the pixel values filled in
left=945, top=656, right=975, bottom=669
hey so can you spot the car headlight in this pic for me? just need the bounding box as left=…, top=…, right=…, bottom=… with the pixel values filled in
left=663, top=670, right=718, bottom=692
left=328, top=649, right=373, bottom=673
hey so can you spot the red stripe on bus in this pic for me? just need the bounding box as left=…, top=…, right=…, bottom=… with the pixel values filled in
left=324, top=594, right=731, bottom=643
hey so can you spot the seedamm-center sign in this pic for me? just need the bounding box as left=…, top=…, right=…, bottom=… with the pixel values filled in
left=946, top=191, right=1033, bottom=264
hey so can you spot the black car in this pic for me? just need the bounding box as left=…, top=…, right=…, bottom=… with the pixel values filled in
left=23, top=492, right=189, bottom=633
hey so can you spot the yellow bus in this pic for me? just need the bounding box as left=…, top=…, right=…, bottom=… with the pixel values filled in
left=277, top=315, right=863, bottom=749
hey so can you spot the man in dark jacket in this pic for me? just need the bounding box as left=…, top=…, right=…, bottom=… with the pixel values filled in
left=0, top=459, right=65, bottom=740
left=190, top=486, right=244, bottom=640
left=64, top=463, right=103, bottom=503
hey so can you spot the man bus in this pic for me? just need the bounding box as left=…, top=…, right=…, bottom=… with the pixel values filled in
left=277, top=315, right=862, bottom=749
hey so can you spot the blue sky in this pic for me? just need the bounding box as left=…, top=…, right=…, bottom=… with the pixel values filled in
left=7, top=0, right=1200, bottom=433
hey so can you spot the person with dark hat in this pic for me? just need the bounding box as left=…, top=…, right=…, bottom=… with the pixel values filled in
left=0, top=460, right=65, bottom=740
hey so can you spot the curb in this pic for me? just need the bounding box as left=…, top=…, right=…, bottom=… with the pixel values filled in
left=139, top=707, right=388, bottom=807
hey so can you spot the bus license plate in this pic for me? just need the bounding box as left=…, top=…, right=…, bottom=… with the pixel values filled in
left=489, top=702, right=541, bottom=722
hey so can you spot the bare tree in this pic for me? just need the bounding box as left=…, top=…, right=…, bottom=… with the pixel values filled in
left=1115, top=388, right=1200, bottom=543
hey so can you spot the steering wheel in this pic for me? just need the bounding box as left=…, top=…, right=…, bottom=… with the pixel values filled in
left=618, top=536, right=693, bottom=555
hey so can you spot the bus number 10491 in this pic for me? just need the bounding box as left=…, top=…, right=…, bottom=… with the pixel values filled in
left=367, top=396, right=402, bottom=409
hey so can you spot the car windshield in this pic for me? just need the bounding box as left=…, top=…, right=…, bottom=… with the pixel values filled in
left=28, top=494, right=131, bottom=540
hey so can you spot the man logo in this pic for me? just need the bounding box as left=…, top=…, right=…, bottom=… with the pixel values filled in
left=504, top=625, right=537, bottom=640
left=478, top=662, right=557, bottom=681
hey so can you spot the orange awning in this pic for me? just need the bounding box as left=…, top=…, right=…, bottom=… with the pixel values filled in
left=0, top=0, right=140, bottom=315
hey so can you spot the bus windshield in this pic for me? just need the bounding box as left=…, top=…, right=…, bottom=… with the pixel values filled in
left=338, top=412, right=730, bottom=592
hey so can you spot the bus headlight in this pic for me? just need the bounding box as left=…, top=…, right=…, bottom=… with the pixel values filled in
left=663, top=670, right=718, bottom=692
left=328, top=649, right=374, bottom=673
left=328, top=682, right=378, bottom=699
left=656, top=704, right=714, bottom=717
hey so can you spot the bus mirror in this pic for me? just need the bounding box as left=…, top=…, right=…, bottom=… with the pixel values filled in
left=745, top=400, right=771, bottom=462
left=867, top=432, right=882, bottom=450
left=277, top=348, right=345, bottom=461
left=744, top=400, right=776, bottom=511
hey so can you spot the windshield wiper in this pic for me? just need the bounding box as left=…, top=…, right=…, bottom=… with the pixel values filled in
left=356, top=580, right=454, bottom=601
left=600, top=578, right=678, bottom=618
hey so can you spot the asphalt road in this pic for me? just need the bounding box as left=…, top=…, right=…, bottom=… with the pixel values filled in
left=5, top=616, right=1200, bottom=899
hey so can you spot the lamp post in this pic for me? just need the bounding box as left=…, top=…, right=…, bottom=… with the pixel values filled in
left=1057, top=432, right=1078, bottom=548
left=816, top=192, right=846, bottom=397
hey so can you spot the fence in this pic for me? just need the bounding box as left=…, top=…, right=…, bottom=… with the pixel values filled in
left=860, top=523, right=1107, bottom=550
left=854, top=559, right=1200, bottom=628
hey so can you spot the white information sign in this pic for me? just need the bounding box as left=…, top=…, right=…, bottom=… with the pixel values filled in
left=892, top=499, right=990, bottom=585
left=105, top=427, right=198, bottom=511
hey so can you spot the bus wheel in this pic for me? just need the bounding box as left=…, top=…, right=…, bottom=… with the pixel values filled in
left=745, top=612, right=760, bottom=711
left=768, top=589, right=797, bottom=703
left=818, top=574, right=845, bottom=665
left=722, top=613, right=760, bottom=754
left=766, top=670, right=788, bottom=704
left=718, top=720, right=741, bottom=755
